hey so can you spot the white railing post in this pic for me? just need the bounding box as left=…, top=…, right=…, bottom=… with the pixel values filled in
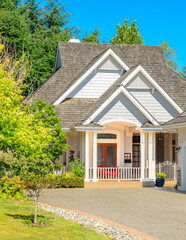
left=174, top=163, right=176, bottom=180
left=159, top=162, right=161, bottom=173
left=84, top=131, right=90, bottom=182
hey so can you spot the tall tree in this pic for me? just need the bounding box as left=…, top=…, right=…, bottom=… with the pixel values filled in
left=0, top=0, right=78, bottom=95
left=43, top=0, right=70, bottom=33
left=110, top=19, right=145, bottom=45
left=161, top=41, right=179, bottom=72
left=82, top=28, right=100, bottom=43
left=22, top=0, right=42, bottom=33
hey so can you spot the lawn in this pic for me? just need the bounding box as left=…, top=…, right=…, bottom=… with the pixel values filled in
left=0, top=199, right=110, bottom=240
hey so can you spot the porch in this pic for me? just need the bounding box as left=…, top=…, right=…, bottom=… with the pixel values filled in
left=59, top=121, right=178, bottom=182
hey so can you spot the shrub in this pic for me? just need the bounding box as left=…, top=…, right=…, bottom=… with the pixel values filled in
left=46, top=174, right=84, bottom=188
left=60, top=177, right=84, bottom=188
left=0, top=176, right=27, bottom=200
left=156, top=172, right=166, bottom=179
left=62, top=172, right=75, bottom=178
left=69, top=150, right=75, bottom=163
left=70, top=158, right=85, bottom=177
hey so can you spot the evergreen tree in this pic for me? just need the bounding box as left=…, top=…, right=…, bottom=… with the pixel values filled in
left=110, top=19, right=144, bottom=45
left=82, top=28, right=100, bottom=43
left=22, top=0, right=42, bottom=33
left=43, top=0, right=70, bottom=33
left=0, top=0, right=78, bottom=95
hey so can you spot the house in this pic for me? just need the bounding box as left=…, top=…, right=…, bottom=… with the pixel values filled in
left=31, top=39, right=186, bottom=183
left=162, top=113, right=186, bottom=191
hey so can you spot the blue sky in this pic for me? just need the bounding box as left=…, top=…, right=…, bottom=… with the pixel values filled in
left=40, top=0, right=186, bottom=67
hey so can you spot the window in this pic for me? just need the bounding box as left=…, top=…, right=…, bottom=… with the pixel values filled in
left=133, top=135, right=140, bottom=144
left=97, top=133, right=117, bottom=139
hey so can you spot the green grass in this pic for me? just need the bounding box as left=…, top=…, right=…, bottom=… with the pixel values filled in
left=0, top=199, right=111, bottom=240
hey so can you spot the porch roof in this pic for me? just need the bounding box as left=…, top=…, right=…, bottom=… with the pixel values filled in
left=162, top=111, right=186, bottom=128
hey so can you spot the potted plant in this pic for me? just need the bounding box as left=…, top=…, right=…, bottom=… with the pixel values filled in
left=155, top=172, right=166, bottom=187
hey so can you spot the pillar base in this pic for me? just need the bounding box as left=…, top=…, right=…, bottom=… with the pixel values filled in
left=84, top=178, right=90, bottom=182
left=92, top=178, right=98, bottom=182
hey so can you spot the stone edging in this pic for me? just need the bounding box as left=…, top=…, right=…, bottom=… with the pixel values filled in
left=39, top=201, right=159, bottom=240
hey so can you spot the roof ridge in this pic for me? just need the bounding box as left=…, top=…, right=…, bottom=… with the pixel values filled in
left=58, top=41, right=163, bottom=48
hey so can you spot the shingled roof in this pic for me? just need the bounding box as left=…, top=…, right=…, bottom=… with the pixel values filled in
left=162, top=111, right=186, bottom=126
left=30, top=42, right=186, bottom=129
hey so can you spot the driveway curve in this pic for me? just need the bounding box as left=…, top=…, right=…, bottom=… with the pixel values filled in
left=40, top=187, right=186, bottom=240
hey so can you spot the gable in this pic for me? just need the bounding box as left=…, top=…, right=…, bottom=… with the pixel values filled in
left=129, top=89, right=179, bottom=122
left=68, top=69, right=121, bottom=98
left=93, top=93, right=149, bottom=125
left=98, top=55, right=123, bottom=71
left=122, top=65, right=183, bottom=116
left=125, top=72, right=153, bottom=89
left=54, top=48, right=129, bottom=105
left=67, top=53, right=127, bottom=99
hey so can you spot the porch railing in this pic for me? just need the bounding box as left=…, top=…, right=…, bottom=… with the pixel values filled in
left=156, top=161, right=177, bottom=180
left=89, top=167, right=141, bottom=181
left=53, top=166, right=70, bottom=175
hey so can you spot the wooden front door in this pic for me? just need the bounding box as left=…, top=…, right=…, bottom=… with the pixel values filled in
left=97, top=143, right=117, bottom=167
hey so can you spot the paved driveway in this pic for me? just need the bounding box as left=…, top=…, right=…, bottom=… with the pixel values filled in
left=40, top=187, right=186, bottom=240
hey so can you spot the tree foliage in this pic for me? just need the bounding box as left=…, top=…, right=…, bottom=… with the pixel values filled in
left=82, top=28, right=100, bottom=43
left=161, top=41, right=179, bottom=72
left=110, top=19, right=145, bottom=45
left=0, top=43, right=69, bottom=223
left=0, top=0, right=79, bottom=95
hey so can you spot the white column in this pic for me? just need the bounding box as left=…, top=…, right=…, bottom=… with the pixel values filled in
left=84, top=131, right=90, bottom=182
left=92, top=132, right=98, bottom=182
left=148, top=132, right=156, bottom=181
left=80, top=132, right=85, bottom=164
left=140, top=132, right=146, bottom=181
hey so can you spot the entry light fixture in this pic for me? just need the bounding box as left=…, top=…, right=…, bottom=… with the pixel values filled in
left=175, top=147, right=181, bottom=153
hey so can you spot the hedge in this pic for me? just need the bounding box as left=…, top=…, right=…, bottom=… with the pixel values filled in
left=47, top=175, right=84, bottom=188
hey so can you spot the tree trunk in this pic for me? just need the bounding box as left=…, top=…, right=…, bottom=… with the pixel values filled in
left=34, top=195, right=38, bottom=224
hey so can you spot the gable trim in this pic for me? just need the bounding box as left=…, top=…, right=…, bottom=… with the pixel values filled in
left=83, top=85, right=159, bottom=126
left=123, top=65, right=183, bottom=114
left=53, top=48, right=129, bottom=105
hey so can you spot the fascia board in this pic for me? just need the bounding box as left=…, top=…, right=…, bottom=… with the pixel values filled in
left=140, top=127, right=177, bottom=133
left=162, top=122, right=186, bottom=129
left=53, top=49, right=129, bottom=106
left=75, top=127, right=104, bottom=131
left=84, top=86, right=159, bottom=126
left=123, top=65, right=183, bottom=114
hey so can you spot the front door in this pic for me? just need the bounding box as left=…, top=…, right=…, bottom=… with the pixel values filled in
left=97, top=143, right=117, bottom=167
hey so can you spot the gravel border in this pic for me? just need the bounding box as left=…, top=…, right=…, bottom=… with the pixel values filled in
left=40, top=203, right=143, bottom=240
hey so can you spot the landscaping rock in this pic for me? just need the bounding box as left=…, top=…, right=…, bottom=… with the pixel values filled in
left=40, top=203, right=143, bottom=240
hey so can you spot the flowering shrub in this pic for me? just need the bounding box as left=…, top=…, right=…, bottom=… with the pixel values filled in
left=0, top=176, right=27, bottom=200
left=69, top=150, right=75, bottom=163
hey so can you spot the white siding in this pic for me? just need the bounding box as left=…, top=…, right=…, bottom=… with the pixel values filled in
left=68, top=70, right=121, bottom=98
left=130, top=89, right=179, bottom=122
left=94, top=93, right=148, bottom=125
left=125, top=72, right=153, bottom=89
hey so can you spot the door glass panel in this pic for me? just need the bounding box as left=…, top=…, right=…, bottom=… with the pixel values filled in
left=97, top=146, right=103, bottom=166
left=107, top=146, right=115, bottom=167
